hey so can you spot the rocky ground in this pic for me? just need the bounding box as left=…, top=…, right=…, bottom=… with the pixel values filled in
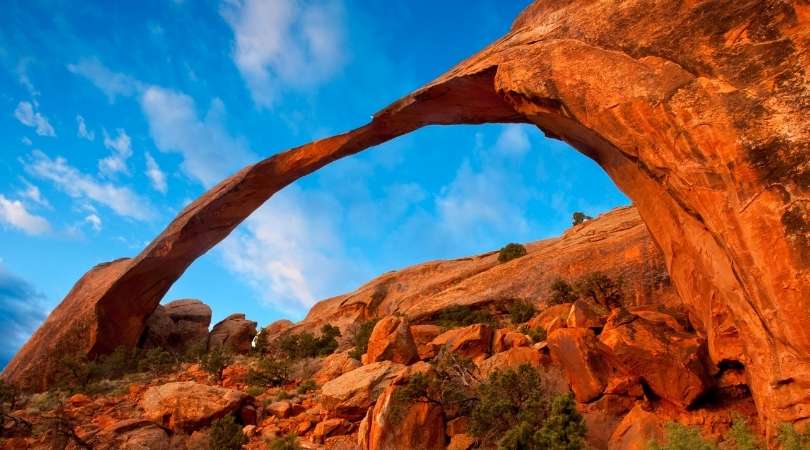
left=0, top=208, right=773, bottom=449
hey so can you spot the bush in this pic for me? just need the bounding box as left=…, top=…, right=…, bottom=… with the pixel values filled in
left=297, top=379, right=317, bottom=395
left=533, top=393, right=587, bottom=450
left=519, top=325, right=547, bottom=343
left=246, top=357, right=291, bottom=388
left=349, top=319, right=379, bottom=360
left=278, top=324, right=342, bottom=360
left=498, top=243, right=528, bottom=263
left=253, top=327, right=270, bottom=355
left=267, top=433, right=302, bottom=450
left=572, top=212, right=592, bottom=226
left=574, top=272, right=623, bottom=308
left=650, top=423, right=718, bottom=450
left=719, top=415, right=763, bottom=450
left=136, top=347, right=176, bottom=374
left=509, top=300, right=536, bottom=324
left=778, top=423, right=810, bottom=450
left=208, top=415, right=247, bottom=450
left=434, top=305, right=494, bottom=329
left=201, top=347, right=232, bottom=381
left=0, top=380, right=20, bottom=412
left=548, top=278, right=577, bottom=305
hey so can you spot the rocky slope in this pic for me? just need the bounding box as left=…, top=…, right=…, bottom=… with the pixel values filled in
left=3, top=0, right=808, bottom=441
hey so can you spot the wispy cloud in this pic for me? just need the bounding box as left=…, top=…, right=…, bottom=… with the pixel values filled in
left=145, top=152, right=168, bottom=193
left=24, top=150, right=156, bottom=221
left=14, top=101, right=55, bottom=137
left=76, top=115, right=95, bottom=141
left=17, top=179, right=51, bottom=209
left=140, top=86, right=254, bottom=187
left=99, top=129, right=133, bottom=177
left=0, top=265, right=47, bottom=366
left=0, top=195, right=51, bottom=236
left=84, top=213, right=102, bottom=232
left=220, top=0, right=346, bottom=107
left=67, top=58, right=142, bottom=102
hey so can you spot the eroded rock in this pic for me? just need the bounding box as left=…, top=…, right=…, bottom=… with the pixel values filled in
left=140, top=381, right=250, bottom=432
left=208, top=314, right=257, bottom=354
left=364, top=316, right=419, bottom=365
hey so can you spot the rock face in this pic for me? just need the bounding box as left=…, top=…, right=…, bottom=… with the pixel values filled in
left=140, top=299, right=211, bottom=353
left=359, top=383, right=446, bottom=450
left=547, top=328, right=613, bottom=403
left=428, top=324, right=493, bottom=361
left=320, top=361, right=407, bottom=420
left=140, top=381, right=250, bottom=432
left=208, top=314, right=257, bottom=354
left=4, top=0, right=808, bottom=434
left=364, top=316, right=419, bottom=365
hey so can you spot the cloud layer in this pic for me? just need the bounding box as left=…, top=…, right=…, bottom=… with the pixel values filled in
left=0, top=266, right=47, bottom=367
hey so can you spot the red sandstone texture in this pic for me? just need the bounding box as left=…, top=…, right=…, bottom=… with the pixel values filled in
left=3, top=0, right=808, bottom=439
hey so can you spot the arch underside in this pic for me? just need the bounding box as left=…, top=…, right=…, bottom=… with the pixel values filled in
left=3, top=0, right=808, bottom=437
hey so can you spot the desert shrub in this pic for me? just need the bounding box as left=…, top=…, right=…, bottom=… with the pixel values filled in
left=572, top=212, right=592, bottom=226
left=276, top=391, right=293, bottom=401
left=719, top=415, right=763, bottom=450
left=349, top=319, right=379, bottom=360
left=519, top=325, right=547, bottom=343
left=183, top=341, right=209, bottom=363
left=574, top=272, right=623, bottom=308
left=201, top=347, right=232, bottom=381
left=297, top=379, right=317, bottom=395
left=532, top=393, right=587, bottom=450
left=58, top=353, right=101, bottom=391
left=0, top=381, right=20, bottom=412
left=246, top=357, right=291, bottom=388
left=267, top=433, right=302, bottom=450
left=136, top=347, right=176, bottom=374
left=778, top=423, right=810, bottom=450
left=509, top=300, right=536, bottom=324
left=498, top=243, right=528, bottom=263
left=253, top=327, right=270, bottom=355
left=548, top=279, right=577, bottom=305
left=278, top=324, right=341, bottom=360
left=434, top=305, right=494, bottom=329
left=650, top=422, right=718, bottom=450
left=246, top=386, right=265, bottom=397
left=208, top=415, right=247, bottom=450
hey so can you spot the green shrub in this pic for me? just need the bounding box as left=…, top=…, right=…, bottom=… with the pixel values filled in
left=509, top=300, right=536, bottom=324
left=719, top=415, right=763, bottom=450
left=572, top=212, right=592, bottom=226
left=434, top=305, right=494, bottom=329
left=59, top=353, right=102, bottom=391
left=297, top=379, right=317, bottom=395
left=574, top=272, right=623, bottom=308
left=548, top=279, right=577, bottom=305
left=650, top=423, right=718, bottom=450
left=519, top=325, right=547, bottom=343
left=278, top=324, right=341, bottom=360
left=267, top=433, right=302, bottom=450
left=246, top=385, right=265, bottom=397
left=778, top=423, right=810, bottom=450
left=183, top=341, right=209, bottom=363
left=136, top=347, right=176, bottom=374
left=276, top=391, right=293, bottom=401
left=532, top=393, right=587, bottom=450
left=246, top=357, right=291, bottom=388
left=208, top=415, right=247, bottom=450
left=201, top=347, right=232, bottom=381
left=498, top=243, right=527, bottom=263
left=349, top=319, right=379, bottom=360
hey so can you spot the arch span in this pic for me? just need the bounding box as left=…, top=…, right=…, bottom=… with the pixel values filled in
left=4, top=0, right=808, bottom=434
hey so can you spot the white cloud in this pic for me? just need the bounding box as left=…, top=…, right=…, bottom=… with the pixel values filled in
left=14, top=101, right=55, bottom=137
left=76, top=115, right=95, bottom=141
left=220, top=186, right=359, bottom=314
left=17, top=179, right=50, bottom=209
left=145, top=152, right=168, bottom=193
left=0, top=195, right=51, bottom=235
left=24, top=150, right=155, bottom=221
left=16, top=59, right=40, bottom=98
left=494, top=124, right=531, bottom=157
left=84, top=213, right=102, bottom=232
left=140, top=86, right=254, bottom=187
left=99, top=129, right=133, bottom=177
left=220, top=0, right=346, bottom=107
left=21, top=137, right=32, bottom=146
left=67, top=58, right=142, bottom=102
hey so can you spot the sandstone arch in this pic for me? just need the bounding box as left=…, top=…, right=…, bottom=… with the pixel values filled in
left=3, top=0, right=808, bottom=436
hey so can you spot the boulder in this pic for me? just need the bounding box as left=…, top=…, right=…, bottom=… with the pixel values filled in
left=446, top=416, right=469, bottom=436
left=313, top=418, right=353, bottom=444
left=140, top=381, right=250, bottom=432
left=140, top=299, right=211, bottom=353
left=600, top=309, right=711, bottom=408
left=566, top=299, right=608, bottom=329
left=528, top=303, right=572, bottom=331
left=447, top=434, right=477, bottom=450
left=608, top=405, right=664, bottom=450
left=359, top=383, right=445, bottom=450
left=91, top=419, right=170, bottom=450
left=313, top=351, right=362, bottom=385
left=320, top=361, right=406, bottom=420
left=365, top=316, right=419, bottom=365
left=410, top=324, right=443, bottom=360
left=547, top=328, right=613, bottom=403
left=428, top=324, right=493, bottom=361
left=208, top=313, right=257, bottom=354
left=263, top=319, right=294, bottom=337
left=477, top=347, right=541, bottom=377
left=491, top=328, right=531, bottom=353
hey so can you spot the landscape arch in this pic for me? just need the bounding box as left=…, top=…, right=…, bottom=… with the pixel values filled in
left=3, top=0, right=808, bottom=436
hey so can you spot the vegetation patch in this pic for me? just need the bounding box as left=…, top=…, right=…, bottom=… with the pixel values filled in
left=433, top=305, right=495, bottom=329
left=349, top=319, right=380, bottom=360
left=498, top=243, right=528, bottom=263
left=208, top=415, right=247, bottom=450
left=509, top=299, right=536, bottom=324
left=278, top=324, right=341, bottom=360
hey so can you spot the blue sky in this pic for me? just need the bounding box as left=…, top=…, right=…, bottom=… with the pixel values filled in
left=0, top=0, right=629, bottom=365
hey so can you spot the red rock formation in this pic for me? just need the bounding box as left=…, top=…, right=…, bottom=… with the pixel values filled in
left=4, top=0, right=808, bottom=436
left=364, top=316, right=419, bottom=365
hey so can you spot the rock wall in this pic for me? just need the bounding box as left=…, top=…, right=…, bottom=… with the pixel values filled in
left=3, top=0, right=807, bottom=436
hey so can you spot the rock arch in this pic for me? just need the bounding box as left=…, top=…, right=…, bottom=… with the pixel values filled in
left=3, top=0, right=808, bottom=435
